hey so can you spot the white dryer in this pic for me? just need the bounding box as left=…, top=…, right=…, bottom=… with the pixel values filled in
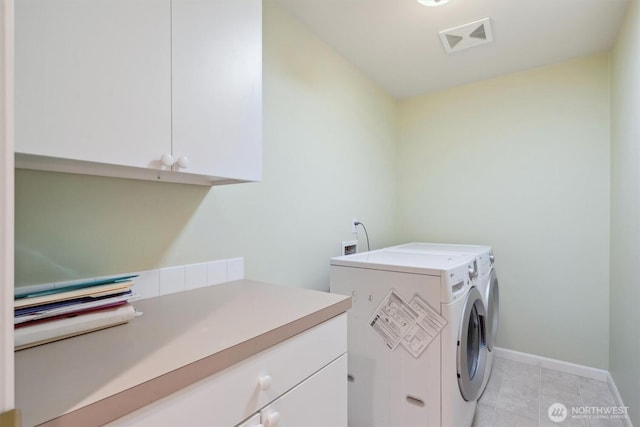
left=386, top=243, right=499, bottom=395
left=330, top=249, right=487, bottom=427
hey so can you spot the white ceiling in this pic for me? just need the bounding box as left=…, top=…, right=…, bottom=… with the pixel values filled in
left=272, top=0, right=630, bottom=99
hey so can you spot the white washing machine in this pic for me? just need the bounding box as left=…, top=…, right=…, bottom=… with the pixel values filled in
left=386, top=243, right=499, bottom=395
left=330, top=249, right=487, bottom=427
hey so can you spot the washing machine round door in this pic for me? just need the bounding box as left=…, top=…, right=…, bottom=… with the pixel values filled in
left=457, top=286, right=487, bottom=401
left=485, top=269, right=499, bottom=351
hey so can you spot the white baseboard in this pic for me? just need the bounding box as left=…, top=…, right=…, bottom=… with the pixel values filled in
left=493, top=346, right=608, bottom=382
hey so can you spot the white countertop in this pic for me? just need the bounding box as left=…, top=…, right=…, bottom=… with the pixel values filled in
left=15, top=280, right=351, bottom=427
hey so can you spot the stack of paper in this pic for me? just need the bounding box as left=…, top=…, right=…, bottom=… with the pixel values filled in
left=14, top=276, right=138, bottom=350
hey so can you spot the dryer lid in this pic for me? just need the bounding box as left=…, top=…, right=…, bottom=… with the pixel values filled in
left=330, top=249, right=475, bottom=275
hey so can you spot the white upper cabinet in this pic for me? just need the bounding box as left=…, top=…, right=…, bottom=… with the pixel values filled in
left=15, top=0, right=172, bottom=170
left=172, top=0, right=262, bottom=181
left=15, top=0, right=262, bottom=185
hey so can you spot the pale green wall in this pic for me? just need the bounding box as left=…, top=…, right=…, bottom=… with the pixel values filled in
left=14, top=0, right=398, bottom=291
left=610, top=0, right=640, bottom=423
left=14, top=1, right=625, bottom=379
left=396, top=55, right=611, bottom=369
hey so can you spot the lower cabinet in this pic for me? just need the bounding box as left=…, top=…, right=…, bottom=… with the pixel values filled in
left=258, top=355, right=347, bottom=427
left=235, top=355, right=347, bottom=427
left=107, top=314, right=347, bottom=427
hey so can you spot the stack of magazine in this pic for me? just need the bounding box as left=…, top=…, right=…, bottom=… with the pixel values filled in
left=14, top=275, right=138, bottom=350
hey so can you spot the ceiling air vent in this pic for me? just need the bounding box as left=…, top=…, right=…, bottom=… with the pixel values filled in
left=439, top=17, right=493, bottom=53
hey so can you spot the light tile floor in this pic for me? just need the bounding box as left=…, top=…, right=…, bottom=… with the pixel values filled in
left=473, top=357, right=628, bottom=427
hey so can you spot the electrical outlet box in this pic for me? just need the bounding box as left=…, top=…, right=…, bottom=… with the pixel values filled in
left=352, top=218, right=358, bottom=234
left=342, top=240, right=358, bottom=256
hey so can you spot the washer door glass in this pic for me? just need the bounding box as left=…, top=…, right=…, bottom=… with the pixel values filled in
left=486, top=269, right=499, bottom=351
left=457, top=286, right=488, bottom=401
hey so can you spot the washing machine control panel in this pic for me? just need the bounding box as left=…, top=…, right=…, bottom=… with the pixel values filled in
left=443, top=264, right=472, bottom=303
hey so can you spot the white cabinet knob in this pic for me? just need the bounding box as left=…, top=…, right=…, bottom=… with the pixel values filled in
left=265, top=412, right=280, bottom=427
left=258, top=375, right=272, bottom=391
left=176, top=156, right=189, bottom=169
left=160, top=153, right=174, bottom=168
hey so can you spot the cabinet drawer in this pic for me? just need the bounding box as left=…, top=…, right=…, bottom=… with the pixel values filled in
left=261, top=354, right=347, bottom=427
left=108, top=313, right=347, bottom=427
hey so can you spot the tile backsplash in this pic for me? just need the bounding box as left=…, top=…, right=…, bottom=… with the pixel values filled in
left=130, top=258, right=245, bottom=300
left=15, top=257, right=245, bottom=301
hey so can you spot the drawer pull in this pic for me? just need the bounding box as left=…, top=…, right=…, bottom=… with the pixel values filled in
left=265, top=411, right=280, bottom=427
left=258, top=375, right=272, bottom=391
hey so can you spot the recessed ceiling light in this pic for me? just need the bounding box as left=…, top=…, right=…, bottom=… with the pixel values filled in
left=417, top=0, right=449, bottom=7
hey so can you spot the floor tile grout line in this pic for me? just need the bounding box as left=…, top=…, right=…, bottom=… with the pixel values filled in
left=537, top=365, right=542, bottom=427
left=489, top=371, right=502, bottom=427
left=488, top=359, right=506, bottom=427
left=577, top=376, right=585, bottom=427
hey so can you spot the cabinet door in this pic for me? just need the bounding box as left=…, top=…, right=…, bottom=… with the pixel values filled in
left=15, top=0, right=171, bottom=169
left=261, top=354, right=347, bottom=427
left=171, top=0, right=262, bottom=181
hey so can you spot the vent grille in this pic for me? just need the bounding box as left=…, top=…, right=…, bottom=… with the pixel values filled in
left=439, top=17, right=493, bottom=53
